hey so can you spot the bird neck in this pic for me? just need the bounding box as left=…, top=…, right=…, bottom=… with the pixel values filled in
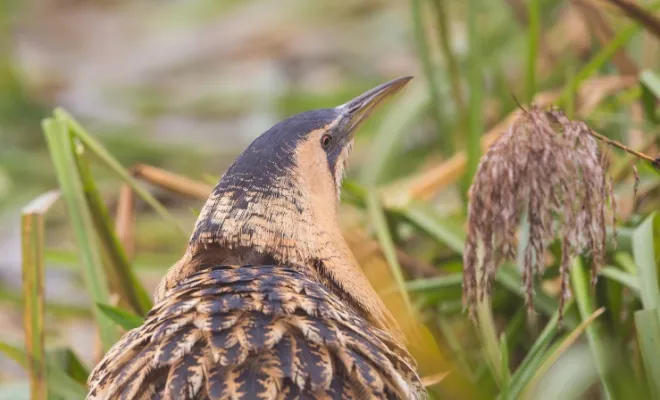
left=157, top=173, right=399, bottom=337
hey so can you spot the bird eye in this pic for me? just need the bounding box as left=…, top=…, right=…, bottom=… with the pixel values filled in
left=320, top=134, right=332, bottom=149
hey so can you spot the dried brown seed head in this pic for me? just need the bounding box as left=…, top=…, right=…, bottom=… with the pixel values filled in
left=463, top=106, right=616, bottom=320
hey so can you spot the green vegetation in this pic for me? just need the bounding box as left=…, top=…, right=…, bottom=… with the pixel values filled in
left=1, top=0, right=660, bottom=399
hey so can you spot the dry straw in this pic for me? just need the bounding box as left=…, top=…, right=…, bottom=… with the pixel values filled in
left=463, top=106, right=616, bottom=320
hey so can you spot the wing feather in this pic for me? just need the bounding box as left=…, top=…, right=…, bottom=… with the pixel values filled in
left=87, top=265, right=424, bottom=400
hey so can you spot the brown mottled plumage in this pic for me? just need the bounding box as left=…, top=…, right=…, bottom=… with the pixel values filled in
left=87, top=77, right=425, bottom=399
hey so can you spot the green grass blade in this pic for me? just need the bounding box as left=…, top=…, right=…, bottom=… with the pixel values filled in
left=403, top=274, right=462, bottom=305
left=495, top=266, right=579, bottom=328
left=436, top=317, right=476, bottom=380
left=600, top=266, right=640, bottom=295
left=521, top=307, right=605, bottom=397
left=476, top=292, right=503, bottom=387
left=507, top=302, right=572, bottom=398
left=74, top=143, right=152, bottom=315
left=53, top=108, right=185, bottom=236
left=359, top=83, right=428, bottom=185
left=97, top=303, right=144, bottom=331
left=410, top=0, right=450, bottom=154
left=343, top=181, right=467, bottom=257
left=633, top=213, right=659, bottom=310
left=570, top=258, right=614, bottom=398
left=405, top=273, right=463, bottom=292
left=631, top=213, right=660, bottom=397
left=525, top=0, right=541, bottom=103
left=364, top=189, right=413, bottom=313
left=43, top=118, right=118, bottom=350
left=499, top=334, right=510, bottom=398
left=635, top=309, right=660, bottom=398
left=21, top=191, right=59, bottom=400
left=0, top=342, right=86, bottom=400
left=615, top=251, right=637, bottom=275
left=46, top=347, right=89, bottom=386
left=430, top=0, right=465, bottom=120
left=640, top=70, right=660, bottom=124
left=397, top=202, right=465, bottom=254
left=465, top=0, right=483, bottom=191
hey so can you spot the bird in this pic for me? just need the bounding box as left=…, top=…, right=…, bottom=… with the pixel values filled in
left=86, top=76, right=424, bottom=400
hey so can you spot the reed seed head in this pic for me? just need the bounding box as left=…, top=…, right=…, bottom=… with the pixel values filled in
left=463, top=106, right=616, bottom=320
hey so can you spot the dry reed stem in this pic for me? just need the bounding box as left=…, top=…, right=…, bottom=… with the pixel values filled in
left=22, top=191, right=60, bottom=400
left=114, top=184, right=135, bottom=261
left=131, top=164, right=213, bottom=200
left=420, top=371, right=450, bottom=388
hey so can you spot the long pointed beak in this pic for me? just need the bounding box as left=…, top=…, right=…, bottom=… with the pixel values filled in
left=337, top=76, right=413, bottom=138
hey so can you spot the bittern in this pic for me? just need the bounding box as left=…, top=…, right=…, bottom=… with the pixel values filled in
left=87, top=77, right=424, bottom=399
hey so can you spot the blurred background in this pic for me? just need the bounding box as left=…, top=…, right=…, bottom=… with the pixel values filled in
left=1, top=0, right=660, bottom=399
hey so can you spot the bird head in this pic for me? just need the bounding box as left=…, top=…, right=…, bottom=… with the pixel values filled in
left=162, top=77, right=412, bottom=334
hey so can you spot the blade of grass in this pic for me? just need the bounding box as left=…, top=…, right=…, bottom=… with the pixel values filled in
left=359, top=83, right=428, bottom=185
left=525, top=0, right=540, bottom=102
left=410, top=0, right=450, bottom=155
left=495, top=266, right=579, bottom=328
left=640, top=69, right=660, bottom=100
left=615, top=251, right=637, bottom=275
left=405, top=273, right=463, bottom=292
left=430, top=0, right=465, bottom=117
left=345, top=181, right=466, bottom=256
left=52, top=108, right=186, bottom=236
left=635, top=309, right=660, bottom=398
left=600, top=266, right=640, bottom=295
left=640, top=71, right=660, bottom=125
left=570, top=258, right=614, bottom=398
left=631, top=213, right=660, bottom=397
left=397, top=202, right=465, bottom=254
left=436, top=317, right=476, bottom=380
left=43, top=118, right=118, bottom=350
left=507, top=301, right=573, bottom=398
left=402, top=274, right=463, bottom=305
left=97, top=303, right=144, bottom=331
left=21, top=191, right=59, bottom=400
left=46, top=347, right=89, bottom=386
left=633, top=213, right=659, bottom=310
left=521, top=307, right=606, bottom=397
left=0, top=342, right=86, bottom=400
left=564, top=63, right=576, bottom=119
left=465, top=0, right=483, bottom=191
left=74, top=142, right=152, bottom=315
left=364, top=190, right=413, bottom=314
left=476, top=288, right=504, bottom=387
left=499, top=334, right=510, bottom=398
